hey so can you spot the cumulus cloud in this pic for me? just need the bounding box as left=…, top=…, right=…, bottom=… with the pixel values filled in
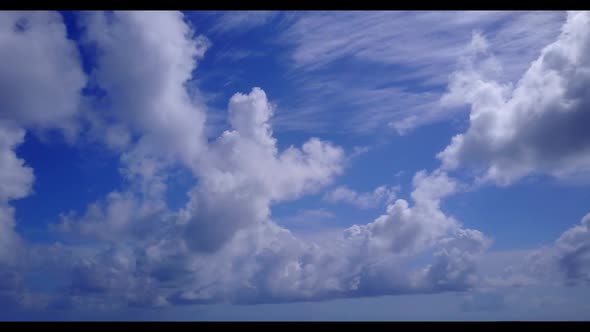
left=166, top=170, right=490, bottom=304
left=180, top=87, right=345, bottom=252
left=49, top=11, right=211, bottom=244
left=39, top=168, right=489, bottom=308
left=0, top=11, right=86, bottom=139
left=324, top=185, right=398, bottom=209
left=53, top=190, right=168, bottom=242
left=0, top=10, right=84, bottom=267
left=476, top=211, right=590, bottom=291
left=45, top=85, right=345, bottom=303
left=438, top=11, right=590, bottom=185
left=342, top=171, right=477, bottom=258
left=81, top=11, right=209, bottom=167
left=0, top=123, right=33, bottom=205
left=0, top=122, right=32, bottom=265
left=555, top=212, right=590, bottom=285
left=0, top=10, right=499, bottom=311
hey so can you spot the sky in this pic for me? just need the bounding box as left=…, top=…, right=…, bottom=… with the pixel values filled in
left=0, top=10, right=590, bottom=321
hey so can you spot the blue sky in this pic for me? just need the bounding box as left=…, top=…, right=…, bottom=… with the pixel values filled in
left=1, top=10, right=590, bottom=320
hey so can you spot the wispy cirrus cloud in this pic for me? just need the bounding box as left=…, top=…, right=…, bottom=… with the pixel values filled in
left=273, top=11, right=566, bottom=135
left=207, top=11, right=278, bottom=34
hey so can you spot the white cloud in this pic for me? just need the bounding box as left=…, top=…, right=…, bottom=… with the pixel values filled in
left=555, top=212, right=590, bottom=285
left=44, top=161, right=488, bottom=307
left=181, top=87, right=345, bottom=252
left=0, top=11, right=86, bottom=139
left=438, top=11, right=590, bottom=185
left=324, top=185, right=398, bottom=209
left=283, top=11, right=563, bottom=81
left=81, top=11, right=210, bottom=167
left=9, top=166, right=491, bottom=309
left=344, top=171, right=468, bottom=257
left=51, top=11, right=211, bottom=244
left=0, top=10, right=504, bottom=311
left=209, top=11, right=277, bottom=34
left=474, top=211, right=590, bottom=291
left=0, top=123, right=33, bottom=204
left=164, top=170, right=490, bottom=304
left=0, top=11, right=84, bottom=266
left=274, top=11, right=565, bottom=135
left=53, top=190, right=168, bottom=242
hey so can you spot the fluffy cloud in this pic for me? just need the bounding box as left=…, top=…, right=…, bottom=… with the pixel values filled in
left=0, top=11, right=89, bottom=304
left=477, top=211, right=590, bottom=291
left=0, top=123, right=33, bottom=204
left=81, top=11, right=209, bottom=167
left=324, top=185, right=398, bottom=209
left=168, top=170, right=489, bottom=304
left=50, top=11, right=211, bottom=242
left=0, top=12, right=86, bottom=245
left=0, top=122, right=33, bottom=265
left=555, top=212, right=590, bottom=285
left=0, top=11, right=86, bottom=139
left=42, top=168, right=489, bottom=308
left=342, top=171, right=484, bottom=259
left=45, top=85, right=345, bottom=303
left=0, top=11, right=498, bottom=311
left=0, top=10, right=86, bottom=263
left=181, top=87, right=345, bottom=252
left=53, top=190, right=168, bottom=242
left=438, top=11, right=590, bottom=185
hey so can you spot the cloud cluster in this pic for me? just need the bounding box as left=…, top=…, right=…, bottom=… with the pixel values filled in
left=3, top=10, right=589, bottom=314
left=438, top=11, right=590, bottom=185
left=43, top=111, right=487, bottom=307
left=0, top=11, right=87, bottom=268
left=429, top=12, right=590, bottom=291
left=46, top=169, right=489, bottom=307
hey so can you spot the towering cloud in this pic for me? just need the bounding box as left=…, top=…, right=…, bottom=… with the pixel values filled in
left=181, top=87, right=345, bottom=252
